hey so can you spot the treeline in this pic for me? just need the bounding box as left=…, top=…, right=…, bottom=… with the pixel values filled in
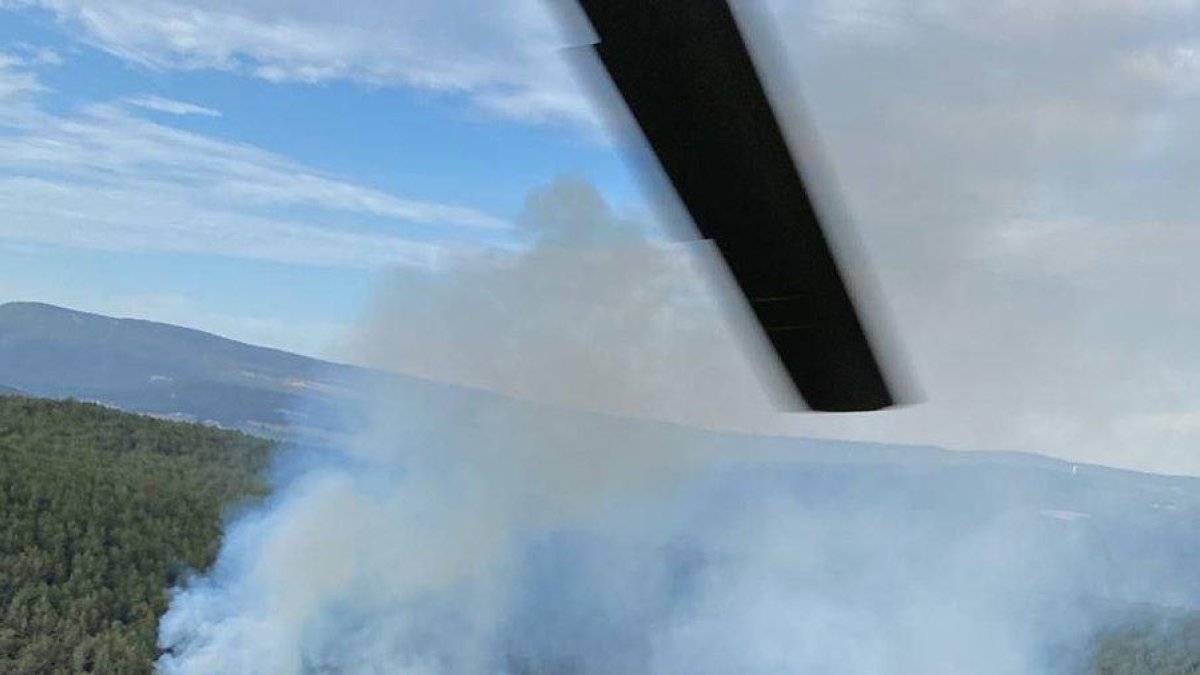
left=0, top=395, right=272, bottom=673
left=2, top=394, right=1199, bottom=674
left=1087, top=612, right=1200, bottom=674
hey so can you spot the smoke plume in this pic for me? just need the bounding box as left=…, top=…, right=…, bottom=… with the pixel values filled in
left=156, top=179, right=1199, bottom=674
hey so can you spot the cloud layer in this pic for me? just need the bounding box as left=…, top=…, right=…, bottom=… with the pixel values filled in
left=0, top=56, right=505, bottom=269
left=124, top=94, right=222, bottom=117
left=1, top=0, right=595, bottom=125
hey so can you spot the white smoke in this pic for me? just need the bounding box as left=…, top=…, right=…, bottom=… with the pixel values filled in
left=346, top=177, right=791, bottom=429
left=157, top=179, right=1195, bottom=674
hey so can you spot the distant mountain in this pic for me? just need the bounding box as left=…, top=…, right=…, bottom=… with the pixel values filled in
left=4, top=302, right=1200, bottom=618
left=0, top=301, right=375, bottom=441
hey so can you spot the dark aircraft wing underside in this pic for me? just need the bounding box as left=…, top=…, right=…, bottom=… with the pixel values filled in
left=576, top=0, right=898, bottom=412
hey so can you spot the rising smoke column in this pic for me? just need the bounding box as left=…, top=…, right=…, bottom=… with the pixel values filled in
left=156, top=179, right=1189, bottom=675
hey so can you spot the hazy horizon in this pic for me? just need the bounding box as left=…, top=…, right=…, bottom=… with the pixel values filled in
left=5, top=1, right=1200, bottom=473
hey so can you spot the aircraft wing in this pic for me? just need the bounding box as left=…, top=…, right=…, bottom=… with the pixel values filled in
left=576, top=0, right=899, bottom=411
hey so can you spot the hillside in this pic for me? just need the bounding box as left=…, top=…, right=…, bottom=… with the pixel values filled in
left=0, top=395, right=1195, bottom=673
left=1088, top=612, right=1200, bottom=674
left=0, top=396, right=272, bottom=673
left=3, top=302, right=1200, bottom=672
left=0, top=302, right=367, bottom=441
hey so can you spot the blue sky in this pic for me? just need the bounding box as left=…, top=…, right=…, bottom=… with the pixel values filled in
left=5, top=0, right=1200, bottom=474
left=0, top=0, right=645, bottom=356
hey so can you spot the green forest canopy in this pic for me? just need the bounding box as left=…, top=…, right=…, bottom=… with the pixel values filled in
left=0, top=395, right=271, bottom=673
left=0, top=393, right=1198, bottom=674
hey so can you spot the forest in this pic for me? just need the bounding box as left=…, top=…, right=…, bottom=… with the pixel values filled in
left=0, top=395, right=271, bottom=673
left=1, top=393, right=1198, bottom=673
left=1087, top=612, right=1200, bottom=675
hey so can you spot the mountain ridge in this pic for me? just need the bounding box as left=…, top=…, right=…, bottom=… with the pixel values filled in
left=4, top=300, right=1199, bottom=487
left=0, top=301, right=370, bottom=439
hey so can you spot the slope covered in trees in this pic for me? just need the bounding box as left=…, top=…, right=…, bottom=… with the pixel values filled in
left=1, top=393, right=1197, bottom=673
left=0, top=395, right=271, bottom=673
left=1087, top=612, right=1200, bottom=674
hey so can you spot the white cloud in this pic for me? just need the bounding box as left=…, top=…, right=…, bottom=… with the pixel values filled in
left=6, top=42, right=64, bottom=66
left=789, top=0, right=1198, bottom=42
left=29, top=46, right=62, bottom=66
left=1122, top=45, right=1200, bottom=97
left=0, top=60, right=506, bottom=269
left=3, top=0, right=1194, bottom=128
left=2, top=0, right=598, bottom=126
left=0, top=52, right=46, bottom=101
left=124, top=93, right=221, bottom=117
left=0, top=176, right=451, bottom=268
left=1, top=99, right=508, bottom=229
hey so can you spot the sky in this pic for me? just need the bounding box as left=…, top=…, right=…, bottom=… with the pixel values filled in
left=3, top=0, right=1200, bottom=474
left=0, top=0, right=640, bottom=354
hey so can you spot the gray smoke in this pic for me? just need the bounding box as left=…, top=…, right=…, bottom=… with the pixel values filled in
left=346, top=177, right=791, bottom=429
left=156, top=179, right=1198, bottom=674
